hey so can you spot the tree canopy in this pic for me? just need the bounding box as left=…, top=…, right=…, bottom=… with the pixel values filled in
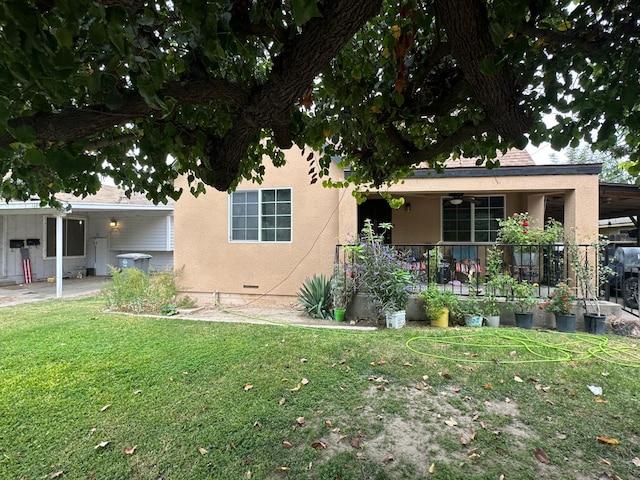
left=550, top=144, right=634, bottom=184
left=1, top=0, right=638, bottom=206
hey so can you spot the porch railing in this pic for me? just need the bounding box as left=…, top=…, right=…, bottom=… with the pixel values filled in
left=335, top=242, right=609, bottom=301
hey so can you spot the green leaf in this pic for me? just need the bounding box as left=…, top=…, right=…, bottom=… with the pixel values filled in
left=9, top=124, right=37, bottom=144
left=24, top=148, right=47, bottom=165
left=291, top=0, right=322, bottom=27
left=54, top=27, right=73, bottom=48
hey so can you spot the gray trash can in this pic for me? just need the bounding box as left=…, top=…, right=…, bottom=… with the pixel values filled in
left=117, top=253, right=152, bottom=273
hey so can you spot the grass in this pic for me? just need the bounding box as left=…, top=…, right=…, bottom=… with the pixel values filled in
left=1, top=298, right=639, bottom=479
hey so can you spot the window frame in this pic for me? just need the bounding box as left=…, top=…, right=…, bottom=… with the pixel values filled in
left=441, top=195, right=505, bottom=243
left=44, top=216, right=87, bottom=258
left=229, top=187, right=292, bottom=243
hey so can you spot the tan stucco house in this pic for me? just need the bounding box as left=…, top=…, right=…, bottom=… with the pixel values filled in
left=174, top=147, right=602, bottom=306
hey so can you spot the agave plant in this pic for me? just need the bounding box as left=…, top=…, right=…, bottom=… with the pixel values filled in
left=297, top=274, right=332, bottom=319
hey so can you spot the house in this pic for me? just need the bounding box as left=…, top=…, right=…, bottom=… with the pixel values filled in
left=174, top=147, right=604, bottom=306
left=0, top=185, right=174, bottom=289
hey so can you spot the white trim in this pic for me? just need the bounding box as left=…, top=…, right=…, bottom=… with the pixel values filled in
left=228, top=187, right=293, bottom=243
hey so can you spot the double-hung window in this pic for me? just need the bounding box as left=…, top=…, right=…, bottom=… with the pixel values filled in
left=230, top=188, right=292, bottom=242
left=442, top=196, right=504, bottom=242
left=45, top=217, right=86, bottom=257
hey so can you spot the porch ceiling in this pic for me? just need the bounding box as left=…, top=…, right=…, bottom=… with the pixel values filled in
left=545, top=183, right=640, bottom=222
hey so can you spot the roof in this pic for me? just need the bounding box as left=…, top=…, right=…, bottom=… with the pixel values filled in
left=444, top=149, right=535, bottom=168
left=1, top=185, right=173, bottom=213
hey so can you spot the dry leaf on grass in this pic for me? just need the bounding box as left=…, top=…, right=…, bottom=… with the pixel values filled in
left=534, top=447, right=551, bottom=464
left=50, top=471, right=64, bottom=479
left=124, top=446, right=137, bottom=455
left=282, top=440, right=293, bottom=448
left=632, top=457, right=640, bottom=467
left=100, top=404, right=111, bottom=412
left=597, top=436, right=620, bottom=445
left=94, top=441, right=109, bottom=450
left=198, top=447, right=208, bottom=455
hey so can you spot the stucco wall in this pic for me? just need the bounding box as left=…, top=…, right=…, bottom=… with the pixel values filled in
left=174, top=147, right=354, bottom=306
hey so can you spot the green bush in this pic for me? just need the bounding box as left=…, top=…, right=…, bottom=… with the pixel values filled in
left=101, top=267, right=194, bottom=314
left=298, top=274, right=332, bottom=319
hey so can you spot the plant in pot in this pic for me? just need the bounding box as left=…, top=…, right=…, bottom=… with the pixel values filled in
left=460, top=296, right=484, bottom=327
left=348, top=219, right=415, bottom=327
left=330, top=263, right=353, bottom=321
left=566, top=234, right=613, bottom=334
left=497, top=213, right=564, bottom=268
left=541, top=279, right=577, bottom=333
left=419, top=283, right=460, bottom=328
left=482, top=286, right=501, bottom=327
left=482, top=248, right=507, bottom=327
left=504, top=277, right=539, bottom=329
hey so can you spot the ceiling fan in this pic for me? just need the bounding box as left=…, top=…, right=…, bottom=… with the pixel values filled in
left=444, top=193, right=479, bottom=205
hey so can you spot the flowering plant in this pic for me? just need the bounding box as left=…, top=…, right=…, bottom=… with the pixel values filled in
left=346, top=219, right=415, bottom=316
left=541, top=280, right=577, bottom=315
left=497, top=213, right=564, bottom=249
left=505, top=279, right=539, bottom=313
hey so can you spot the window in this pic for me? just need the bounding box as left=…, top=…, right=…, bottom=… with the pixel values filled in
left=45, top=217, right=86, bottom=257
left=442, top=196, right=504, bottom=242
left=230, top=188, right=292, bottom=242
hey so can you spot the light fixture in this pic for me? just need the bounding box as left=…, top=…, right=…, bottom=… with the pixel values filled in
left=109, top=219, right=118, bottom=228
left=450, top=198, right=463, bottom=205
left=405, top=202, right=411, bottom=213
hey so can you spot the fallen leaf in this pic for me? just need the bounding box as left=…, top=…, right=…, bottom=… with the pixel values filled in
left=484, top=383, right=493, bottom=389
left=244, top=383, right=253, bottom=391
left=291, top=384, right=302, bottom=392
left=595, top=397, right=607, bottom=403
left=556, top=433, right=567, bottom=440
left=602, top=458, right=611, bottom=465
left=278, top=397, right=286, bottom=406
left=632, top=457, right=640, bottom=466
left=601, top=371, right=609, bottom=376
left=499, top=475, right=505, bottom=480
left=50, top=471, right=64, bottom=479
left=276, top=466, right=290, bottom=471
left=244, top=471, right=252, bottom=478
left=301, top=378, right=309, bottom=385
left=403, top=362, right=413, bottom=367
left=460, top=437, right=468, bottom=445
left=597, top=436, right=620, bottom=445
left=534, top=447, right=551, bottom=464
left=124, top=445, right=137, bottom=455
left=296, top=417, right=306, bottom=426
left=100, top=404, right=111, bottom=412
left=444, top=418, right=458, bottom=427
left=133, top=390, right=142, bottom=395
left=253, top=422, right=263, bottom=430
left=311, top=441, right=327, bottom=449
left=509, top=351, right=517, bottom=357
left=350, top=438, right=361, bottom=449
left=282, top=440, right=293, bottom=448
left=505, top=397, right=511, bottom=403
left=332, top=427, right=340, bottom=433
left=198, top=446, right=208, bottom=455
left=442, top=373, right=453, bottom=379
left=300, top=358, right=308, bottom=363
left=452, top=387, right=461, bottom=393
left=94, top=441, right=109, bottom=450
left=376, top=385, right=386, bottom=391
left=383, top=453, right=395, bottom=464
left=514, top=375, right=524, bottom=383
left=338, top=358, right=346, bottom=364
left=378, top=360, right=387, bottom=365
left=429, top=463, right=435, bottom=474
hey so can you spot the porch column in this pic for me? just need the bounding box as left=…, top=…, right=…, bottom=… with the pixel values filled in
left=565, top=182, right=599, bottom=243
left=337, top=184, right=358, bottom=247
left=56, top=214, right=64, bottom=298
left=526, top=194, right=546, bottom=225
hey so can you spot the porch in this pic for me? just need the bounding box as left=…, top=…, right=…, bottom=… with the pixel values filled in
left=336, top=242, right=633, bottom=323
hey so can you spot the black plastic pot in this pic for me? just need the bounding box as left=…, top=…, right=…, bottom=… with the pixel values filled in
left=555, top=313, right=577, bottom=333
left=584, top=314, right=606, bottom=335
left=514, top=312, right=534, bottom=329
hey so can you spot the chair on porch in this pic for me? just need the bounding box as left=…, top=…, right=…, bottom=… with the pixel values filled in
left=451, top=245, right=482, bottom=281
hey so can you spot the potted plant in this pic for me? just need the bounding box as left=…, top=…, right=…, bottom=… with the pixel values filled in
left=482, top=247, right=507, bottom=327
left=460, top=296, right=484, bottom=327
left=541, top=280, right=577, bottom=333
left=482, top=286, right=501, bottom=327
left=347, top=219, right=415, bottom=327
left=419, top=283, right=460, bottom=328
left=330, top=263, right=353, bottom=321
left=566, top=234, right=613, bottom=334
left=504, top=278, right=539, bottom=329
left=497, top=213, right=564, bottom=267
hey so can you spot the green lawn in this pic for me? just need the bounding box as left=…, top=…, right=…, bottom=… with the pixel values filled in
left=1, top=298, right=639, bottom=479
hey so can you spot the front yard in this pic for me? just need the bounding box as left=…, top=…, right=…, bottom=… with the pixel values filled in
left=1, top=298, right=639, bottom=479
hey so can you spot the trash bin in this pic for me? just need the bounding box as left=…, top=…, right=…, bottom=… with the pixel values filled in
left=117, top=253, right=152, bottom=273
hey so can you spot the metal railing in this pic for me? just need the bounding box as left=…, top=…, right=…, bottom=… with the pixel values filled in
left=335, top=242, right=609, bottom=301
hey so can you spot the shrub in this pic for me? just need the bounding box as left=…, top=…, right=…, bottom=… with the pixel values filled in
left=298, top=274, right=332, bottom=319
left=101, top=267, right=193, bottom=314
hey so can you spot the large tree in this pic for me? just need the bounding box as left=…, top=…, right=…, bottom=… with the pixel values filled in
left=1, top=0, right=638, bottom=206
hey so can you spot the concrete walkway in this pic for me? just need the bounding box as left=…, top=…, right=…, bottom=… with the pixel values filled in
left=0, top=277, right=110, bottom=307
